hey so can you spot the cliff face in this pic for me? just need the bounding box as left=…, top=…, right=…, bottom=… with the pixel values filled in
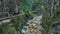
left=0, top=0, right=19, bottom=19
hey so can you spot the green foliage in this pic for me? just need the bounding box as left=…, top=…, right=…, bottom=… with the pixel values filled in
left=0, top=23, right=18, bottom=34
left=42, top=0, right=60, bottom=34
left=22, top=0, right=34, bottom=18
left=0, top=15, right=25, bottom=34
left=13, top=16, right=23, bottom=31
left=42, top=13, right=59, bottom=34
left=31, top=0, right=42, bottom=10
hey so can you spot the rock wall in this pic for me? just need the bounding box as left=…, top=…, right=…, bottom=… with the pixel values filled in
left=0, top=0, right=19, bottom=19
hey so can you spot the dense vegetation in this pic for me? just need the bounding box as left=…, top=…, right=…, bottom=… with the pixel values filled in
left=0, top=0, right=60, bottom=34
